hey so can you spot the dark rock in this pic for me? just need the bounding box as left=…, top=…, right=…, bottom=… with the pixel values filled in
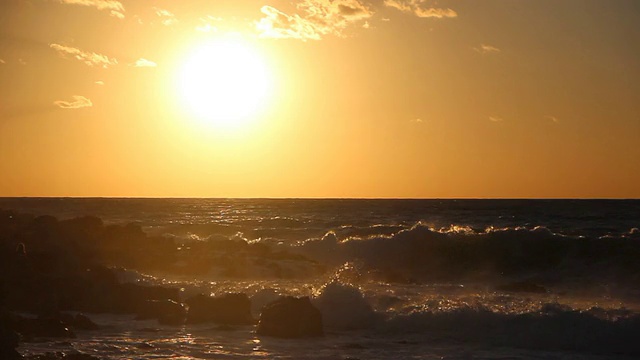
left=135, top=299, right=187, bottom=326
left=13, top=317, right=75, bottom=341
left=0, top=320, right=22, bottom=360
left=72, top=314, right=99, bottom=330
left=36, top=313, right=98, bottom=332
left=185, top=293, right=253, bottom=325
left=0, top=348, right=22, bottom=360
left=256, top=296, right=323, bottom=338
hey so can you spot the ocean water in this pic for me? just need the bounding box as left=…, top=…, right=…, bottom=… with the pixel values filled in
left=1, top=198, right=640, bottom=359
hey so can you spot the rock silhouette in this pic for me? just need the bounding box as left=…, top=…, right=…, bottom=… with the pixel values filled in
left=257, top=296, right=323, bottom=338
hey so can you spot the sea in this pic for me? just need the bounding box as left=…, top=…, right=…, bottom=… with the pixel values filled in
left=1, top=198, right=639, bottom=360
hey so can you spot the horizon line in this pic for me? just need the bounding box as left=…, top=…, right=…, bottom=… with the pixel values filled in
left=1, top=196, right=639, bottom=201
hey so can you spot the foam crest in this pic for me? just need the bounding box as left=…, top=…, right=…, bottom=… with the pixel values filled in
left=312, top=280, right=379, bottom=330
left=295, top=222, right=640, bottom=285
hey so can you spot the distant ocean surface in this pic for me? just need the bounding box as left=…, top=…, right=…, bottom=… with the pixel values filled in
left=2, top=198, right=640, bottom=359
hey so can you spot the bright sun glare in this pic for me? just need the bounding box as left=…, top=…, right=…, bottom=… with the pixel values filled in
left=179, top=39, right=271, bottom=129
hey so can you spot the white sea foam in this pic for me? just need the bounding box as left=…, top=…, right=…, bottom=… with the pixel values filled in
left=312, top=281, right=379, bottom=330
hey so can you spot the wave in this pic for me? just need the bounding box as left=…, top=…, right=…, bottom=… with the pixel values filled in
left=381, top=302, right=640, bottom=355
left=3, top=207, right=639, bottom=288
left=294, top=223, right=640, bottom=286
left=312, top=281, right=380, bottom=330
left=306, top=277, right=640, bottom=356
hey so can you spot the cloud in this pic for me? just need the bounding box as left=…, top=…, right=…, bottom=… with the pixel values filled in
left=384, top=0, right=457, bottom=18
left=256, top=0, right=374, bottom=40
left=50, top=43, right=117, bottom=68
left=196, top=16, right=225, bottom=33
left=300, top=0, right=374, bottom=31
left=54, top=95, right=93, bottom=109
left=411, top=118, right=424, bottom=123
left=154, top=7, right=178, bottom=26
left=545, top=115, right=559, bottom=123
left=0, top=59, right=5, bottom=64
left=256, top=6, right=321, bottom=40
left=56, top=0, right=125, bottom=19
left=95, top=80, right=104, bottom=85
left=474, top=44, right=501, bottom=54
left=489, top=116, right=504, bottom=122
left=132, top=58, right=157, bottom=67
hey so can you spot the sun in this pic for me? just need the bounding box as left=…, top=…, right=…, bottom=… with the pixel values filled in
left=178, top=39, right=271, bottom=130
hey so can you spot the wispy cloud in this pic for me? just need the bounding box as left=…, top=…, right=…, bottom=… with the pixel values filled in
left=154, top=7, right=177, bottom=26
left=131, top=58, right=157, bottom=67
left=0, top=59, right=5, bottom=65
left=95, top=80, right=105, bottom=85
left=196, top=16, right=225, bottom=33
left=474, top=44, right=501, bottom=54
left=384, top=0, right=457, bottom=19
left=256, top=6, right=321, bottom=40
left=56, top=0, right=125, bottom=19
left=545, top=115, right=559, bottom=123
left=54, top=95, right=93, bottom=109
left=256, top=0, right=374, bottom=40
left=50, top=44, right=117, bottom=68
left=489, top=116, right=504, bottom=122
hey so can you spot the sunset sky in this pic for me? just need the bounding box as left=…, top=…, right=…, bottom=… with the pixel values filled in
left=1, top=0, right=639, bottom=198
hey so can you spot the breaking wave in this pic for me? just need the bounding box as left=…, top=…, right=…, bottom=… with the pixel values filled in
left=294, top=223, right=640, bottom=286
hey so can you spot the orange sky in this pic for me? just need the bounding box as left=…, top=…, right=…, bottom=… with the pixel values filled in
left=1, top=0, right=639, bottom=198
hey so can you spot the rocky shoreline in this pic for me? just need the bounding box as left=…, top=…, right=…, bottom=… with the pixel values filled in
left=0, top=210, right=327, bottom=359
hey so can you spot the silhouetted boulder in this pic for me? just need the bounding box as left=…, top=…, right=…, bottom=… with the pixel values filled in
left=257, top=296, right=323, bottom=338
left=12, top=316, right=75, bottom=341
left=71, top=314, right=99, bottom=331
left=136, top=299, right=187, bottom=326
left=185, top=293, right=253, bottom=325
left=0, top=320, right=22, bottom=359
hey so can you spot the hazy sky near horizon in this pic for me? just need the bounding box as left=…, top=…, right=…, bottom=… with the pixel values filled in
left=1, top=0, right=639, bottom=198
